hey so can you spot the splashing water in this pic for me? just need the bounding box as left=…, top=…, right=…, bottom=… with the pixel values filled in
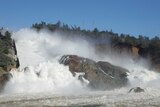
left=3, top=60, right=88, bottom=94
left=2, top=28, right=160, bottom=95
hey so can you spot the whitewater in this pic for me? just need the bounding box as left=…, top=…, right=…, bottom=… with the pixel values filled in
left=0, top=28, right=160, bottom=106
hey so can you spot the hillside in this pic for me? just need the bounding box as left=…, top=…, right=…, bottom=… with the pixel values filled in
left=0, top=29, right=20, bottom=90
left=32, top=22, right=160, bottom=71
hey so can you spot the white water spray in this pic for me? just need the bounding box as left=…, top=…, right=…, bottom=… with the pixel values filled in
left=2, top=28, right=160, bottom=94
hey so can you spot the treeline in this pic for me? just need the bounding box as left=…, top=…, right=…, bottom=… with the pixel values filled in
left=32, top=21, right=160, bottom=70
left=32, top=21, right=160, bottom=48
left=0, top=31, right=12, bottom=54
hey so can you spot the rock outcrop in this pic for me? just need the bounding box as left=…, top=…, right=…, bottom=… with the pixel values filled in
left=0, top=30, right=19, bottom=91
left=138, top=46, right=160, bottom=72
left=0, top=73, right=12, bottom=92
left=95, top=44, right=139, bottom=59
left=128, top=87, right=144, bottom=93
left=59, top=55, right=129, bottom=90
left=95, top=43, right=160, bottom=72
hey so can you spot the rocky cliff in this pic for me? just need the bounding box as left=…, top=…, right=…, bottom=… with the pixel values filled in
left=59, top=55, right=128, bottom=90
left=138, top=46, right=160, bottom=71
left=95, top=43, right=160, bottom=72
left=95, top=44, right=139, bottom=59
left=0, top=30, right=20, bottom=91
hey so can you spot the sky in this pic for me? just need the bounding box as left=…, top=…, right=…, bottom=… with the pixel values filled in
left=0, top=0, right=160, bottom=37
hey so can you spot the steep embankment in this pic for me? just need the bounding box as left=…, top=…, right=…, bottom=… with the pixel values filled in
left=0, top=30, right=19, bottom=90
left=32, top=22, right=160, bottom=72
left=95, top=44, right=139, bottom=59
left=95, top=43, right=160, bottom=71
left=138, top=45, right=160, bottom=71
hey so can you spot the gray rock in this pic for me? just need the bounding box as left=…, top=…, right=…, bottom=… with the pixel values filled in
left=128, top=87, right=144, bottom=93
left=59, top=55, right=129, bottom=90
left=0, top=73, right=12, bottom=92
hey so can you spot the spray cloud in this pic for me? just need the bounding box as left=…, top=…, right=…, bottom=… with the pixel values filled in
left=2, top=28, right=160, bottom=94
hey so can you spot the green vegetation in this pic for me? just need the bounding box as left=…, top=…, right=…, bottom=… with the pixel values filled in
left=0, top=31, right=17, bottom=72
left=32, top=21, right=160, bottom=49
left=32, top=21, right=160, bottom=70
left=0, top=53, right=15, bottom=71
left=0, top=31, right=12, bottom=54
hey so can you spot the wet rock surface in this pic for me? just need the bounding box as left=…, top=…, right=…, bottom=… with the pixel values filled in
left=128, top=87, right=145, bottom=93
left=59, top=55, right=129, bottom=90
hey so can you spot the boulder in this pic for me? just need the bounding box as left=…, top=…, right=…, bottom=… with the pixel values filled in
left=59, top=55, right=129, bottom=90
left=0, top=73, right=12, bottom=92
left=128, top=87, right=144, bottom=93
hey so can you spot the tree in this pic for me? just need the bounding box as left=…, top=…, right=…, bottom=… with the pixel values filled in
left=93, top=28, right=99, bottom=36
left=5, top=31, right=11, bottom=38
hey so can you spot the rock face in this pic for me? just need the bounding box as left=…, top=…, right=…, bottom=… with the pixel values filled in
left=95, top=43, right=160, bottom=72
left=128, top=87, right=144, bottom=93
left=0, top=73, right=12, bottom=92
left=95, top=44, right=139, bottom=59
left=59, top=55, right=129, bottom=90
left=0, top=30, right=19, bottom=91
left=138, top=46, right=160, bottom=72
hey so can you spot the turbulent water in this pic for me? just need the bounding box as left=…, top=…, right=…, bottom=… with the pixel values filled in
left=1, top=28, right=160, bottom=106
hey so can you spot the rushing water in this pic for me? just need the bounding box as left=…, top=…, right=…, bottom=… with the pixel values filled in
left=1, top=28, right=160, bottom=106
